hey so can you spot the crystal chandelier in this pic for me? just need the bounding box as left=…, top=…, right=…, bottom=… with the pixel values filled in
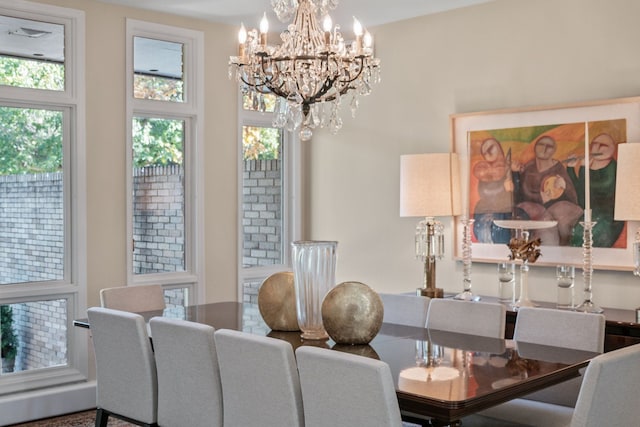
left=228, top=0, right=381, bottom=141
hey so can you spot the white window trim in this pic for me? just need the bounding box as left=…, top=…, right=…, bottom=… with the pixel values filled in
left=236, top=92, right=302, bottom=299
left=0, top=0, right=88, bottom=398
left=125, top=19, right=205, bottom=304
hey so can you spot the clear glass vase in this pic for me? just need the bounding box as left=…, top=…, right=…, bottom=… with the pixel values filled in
left=291, top=241, right=338, bottom=340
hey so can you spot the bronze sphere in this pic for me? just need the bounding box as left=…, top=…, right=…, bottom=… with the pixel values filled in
left=258, top=271, right=300, bottom=331
left=321, top=281, right=384, bottom=345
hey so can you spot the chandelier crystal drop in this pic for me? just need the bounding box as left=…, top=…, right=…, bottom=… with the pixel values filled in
left=229, top=0, right=381, bottom=141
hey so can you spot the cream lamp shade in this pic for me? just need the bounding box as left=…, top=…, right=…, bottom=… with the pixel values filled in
left=614, top=143, right=640, bottom=221
left=400, top=153, right=462, bottom=218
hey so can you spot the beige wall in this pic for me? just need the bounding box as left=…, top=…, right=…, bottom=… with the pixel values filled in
left=33, top=0, right=239, bottom=305
left=30, top=0, right=640, bottom=310
left=310, top=0, right=640, bottom=309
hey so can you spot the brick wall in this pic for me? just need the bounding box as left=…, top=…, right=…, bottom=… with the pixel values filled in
left=241, top=158, right=283, bottom=303
left=0, top=173, right=63, bottom=285
left=133, top=165, right=185, bottom=274
left=242, top=159, right=282, bottom=268
left=10, top=299, right=67, bottom=372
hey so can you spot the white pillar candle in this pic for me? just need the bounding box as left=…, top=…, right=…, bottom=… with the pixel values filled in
left=584, top=121, right=591, bottom=222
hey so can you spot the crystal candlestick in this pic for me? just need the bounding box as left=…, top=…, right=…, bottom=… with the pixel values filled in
left=455, top=217, right=480, bottom=301
left=575, top=221, right=603, bottom=313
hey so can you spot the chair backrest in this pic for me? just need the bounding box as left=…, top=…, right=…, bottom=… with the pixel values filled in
left=514, top=306, right=605, bottom=407
left=571, top=344, right=640, bottom=427
left=149, top=317, right=222, bottom=427
left=514, top=307, right=605, bottom=352
left=87, top=307, right=157, bottom=424
left=296, top=346, right=403, bottom=427
left=100, top=284, right=166, bottom=313
left=379, top=293, right=430, bottom=327
left=425, top=299, right=506, bottom=338
left=214, top=329, right=304, bottom=427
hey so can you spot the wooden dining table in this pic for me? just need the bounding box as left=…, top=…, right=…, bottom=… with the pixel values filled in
left=75, top=301, right=596, bottom=426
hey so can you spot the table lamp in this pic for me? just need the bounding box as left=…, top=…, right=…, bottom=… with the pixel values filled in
left=400, top=153, right=462, bottom=298
left=613, top=143, right=640, bottom=320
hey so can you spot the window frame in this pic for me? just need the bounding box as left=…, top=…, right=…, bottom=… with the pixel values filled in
left=0, top=0, right=87, bottom=394
left=125, top=20, right=204, bottom=304
left=237, top=91, right=302, bottom=299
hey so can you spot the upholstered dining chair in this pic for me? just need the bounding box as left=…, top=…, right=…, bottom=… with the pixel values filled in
left=425, top=298, right=506, bottom=338
left=99, top=284, right=166, bottom=313
left=379, top=293, right=431, bottom=327
left=513, top=307, right=605, bottom=352
left=214, top=329, right=304, bottom=427
left=466, top=343, right=640, bottom=427
left=569, top=343, right=640, bottom=426
left=470, top=307, right=606, bottom=426
left=149, top=317, right=223, bottom=427
left=87, top=307, right=158, bottom=427
left=296, top=346, right=403, bottom=427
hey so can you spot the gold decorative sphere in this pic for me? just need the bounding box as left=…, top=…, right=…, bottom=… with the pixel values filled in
left=321, top=281, right=383, bottom=345
left=258, top=271, right=299, bottom=331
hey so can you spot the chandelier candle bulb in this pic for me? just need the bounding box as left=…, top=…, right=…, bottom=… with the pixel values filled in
left=323, top=15, right=332, bottom=46
left=238, top=23, right=247, bottom=58
left=353, top=17, right=363, bottom=53
left=364, top=31, right=373, bottom=50
left=259, top=12, right=268, bottom=46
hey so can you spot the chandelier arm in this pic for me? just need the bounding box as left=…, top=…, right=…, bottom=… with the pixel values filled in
left=237, top=68, right=278, bottom=95
left=336, top=56, right=367, bottom=85
left=305, top=76, right=338, bottom=104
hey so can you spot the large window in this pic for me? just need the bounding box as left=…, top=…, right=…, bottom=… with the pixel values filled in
left=238, top=90, right=301, bottom=301
left=0, top=1, right=86, bottom=395
left=126, top=20, right=203, bottom=304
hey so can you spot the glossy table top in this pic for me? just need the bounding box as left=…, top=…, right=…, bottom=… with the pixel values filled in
left=75, top=302, right=596, bottom=423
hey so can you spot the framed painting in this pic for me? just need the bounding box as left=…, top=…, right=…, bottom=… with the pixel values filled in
left=451, top=96, right=640, bottom=270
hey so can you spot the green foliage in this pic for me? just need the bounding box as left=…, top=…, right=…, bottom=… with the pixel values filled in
left=1, top=56, right=64, bottom=175
left=1, top=56, right=185, bottom=173
left=133, top=117, right=184, bottom=167
left=242, top=91, right=276, bottom=113
left=0, top=55, right=64, bottom=91
left=134, top=74, right=183, bottom=102
left=0, top=106, right=63, bottom=175
left=1, top=306, right=18, bottom=360
left=243, top=126, right=280, bottom=160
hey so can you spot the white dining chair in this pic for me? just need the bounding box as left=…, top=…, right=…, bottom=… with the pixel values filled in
left=87, top=307, right=158, bottom=427
left=513, top=307, right=605, bottom=352
left=425, top=298, right=506, bottom=338
left=296, top=345, right=403, bottom=427
left=149, top=317, right=222, bottom=427
left=100, top=284, right=166, bottom=313
left=379, top=293, right=430, bottom=327
left=570, top=343, right=640, bottom=426
left=214, top=329, right=304, bottom=427
left=470, top=307, right=605, bottom=426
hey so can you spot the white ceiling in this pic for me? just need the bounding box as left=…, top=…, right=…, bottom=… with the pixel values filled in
left=0, top=0, right=494, bottom=75
left=96, top=0, right=495, bottom=30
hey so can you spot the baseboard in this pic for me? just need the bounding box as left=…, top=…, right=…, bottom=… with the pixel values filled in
left=0, top=381, right=96, bottom=426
